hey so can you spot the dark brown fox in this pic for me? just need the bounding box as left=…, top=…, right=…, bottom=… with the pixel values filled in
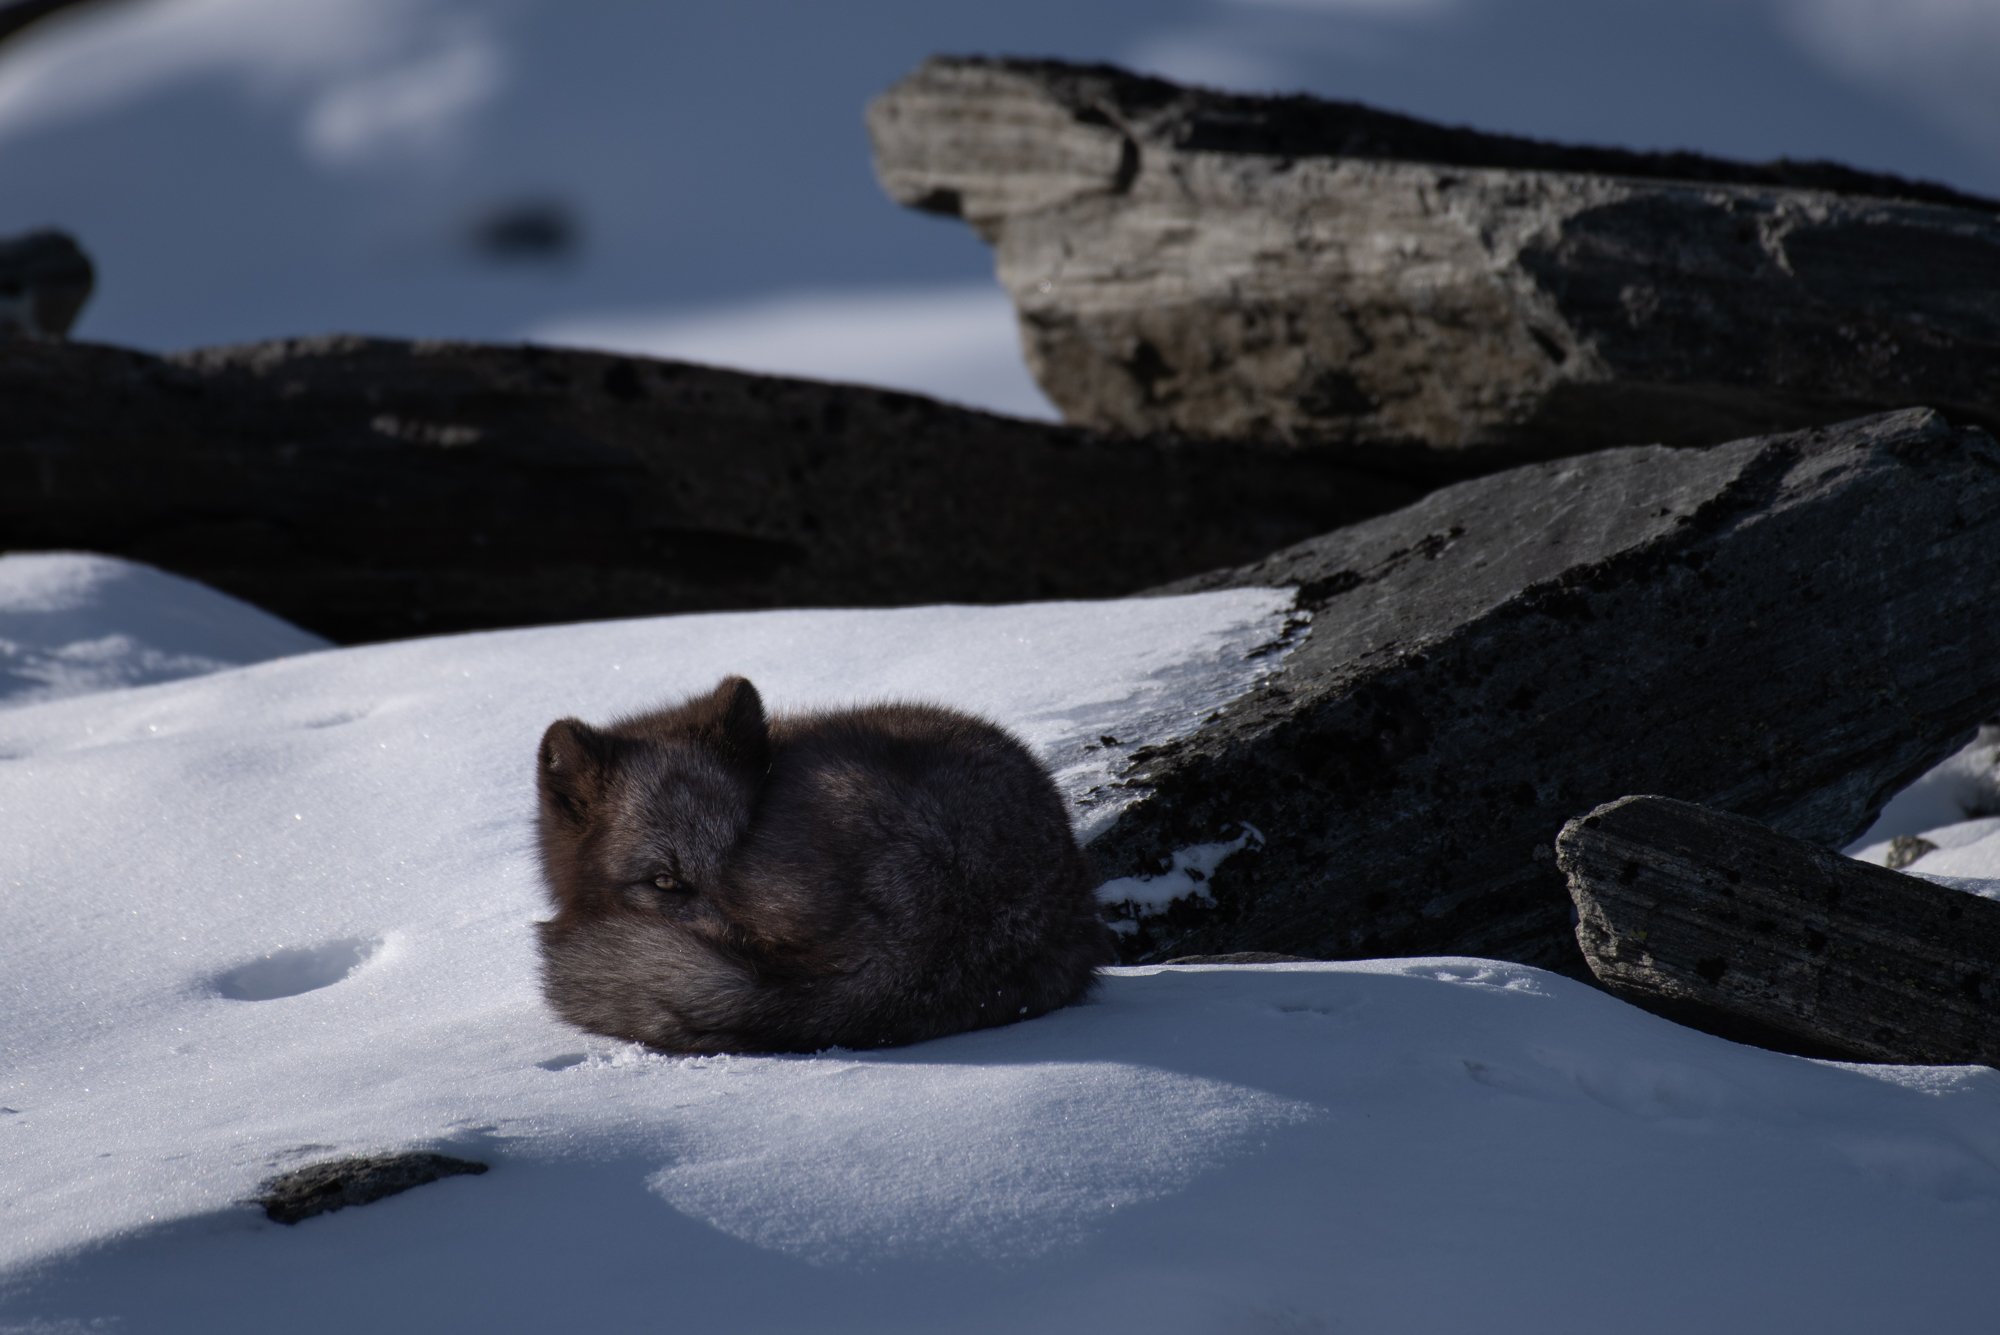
left=534, top=676, right=1114, bottom=1053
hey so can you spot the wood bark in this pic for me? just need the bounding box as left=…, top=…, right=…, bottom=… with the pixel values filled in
left=257, top=1152, right=489, bottom=1225
left=1557, top=794, right=2000, bottom=1065
left=1085, top=409, right=2000, bottom=970
left=871, top=56, right=2000, bottom=475
left=0, top=336, right=1418, bottom=643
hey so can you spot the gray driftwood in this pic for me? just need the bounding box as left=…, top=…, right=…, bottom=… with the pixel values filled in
left=871, top=57, right=2000, bottom=476
left=0, top=335, right=1417, bottom=643
left=1884, top=835, right=1940, bottom=871
left=1557, top=794, right=2000, bottom=1065
left=257, top=1152, right=488, bottom=1225
left=1086, top=408, right=2000, bottom=971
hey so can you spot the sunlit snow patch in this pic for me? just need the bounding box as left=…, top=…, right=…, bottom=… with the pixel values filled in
left=1096, top=821, right=1265, bottom=936
left=11, top=577, right=2000, bottom=1330
left=1849, top=815, right=2000, bottom=904
left=1847, top=725, right=2000, bottom=856
left=0, top=588, right=1297, bottom=1276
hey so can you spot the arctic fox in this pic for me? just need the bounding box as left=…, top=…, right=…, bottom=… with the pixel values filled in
left=534, top=676, right=1114, bottom=1053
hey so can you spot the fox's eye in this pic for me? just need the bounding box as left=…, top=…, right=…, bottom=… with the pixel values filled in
left=652, top=872, right=681, bottom=892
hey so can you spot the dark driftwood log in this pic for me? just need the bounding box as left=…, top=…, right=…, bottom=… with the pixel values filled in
left=1557, top=794, right=2000, bottom=1065
left=0, top=336, right=1418, bottom=643
left=1088, top=409, right=2000, bottom=970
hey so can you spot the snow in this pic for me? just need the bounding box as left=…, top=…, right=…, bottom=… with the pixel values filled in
left=531, top=283, right=1057, bottom=422
left=1849, top=725, right=2000, bottom=857
left=1096, top=822, right=1265, bottom=935
left=1848, top=732, right=2000, bottom=902
left=0, top=552, right=327, bottom=706
left=3, top=559, right=1998, bottom=1331
left=1, top=0, right=1995, bottom=415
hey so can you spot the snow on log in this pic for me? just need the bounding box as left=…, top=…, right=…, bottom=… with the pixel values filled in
left=871, top=56, right=2000, bottom=475
left=1556, top=794, right=2000, bottom=1065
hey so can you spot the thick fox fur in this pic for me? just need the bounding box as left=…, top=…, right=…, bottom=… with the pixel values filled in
left=534, top=676, right=1114, bottom=1054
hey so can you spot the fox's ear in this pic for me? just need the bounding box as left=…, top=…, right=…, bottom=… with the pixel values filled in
left=539, top=718, right=614, bottom=826
left=705, top=676, right=769, bottom=774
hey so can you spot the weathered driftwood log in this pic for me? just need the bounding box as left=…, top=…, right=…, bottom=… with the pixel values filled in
left=1086, top=408, right=2000, bottom=970
left=257, top=1152, right=488, bottom=1225
left=1557, top=794, right=2000, bottom=1065
left=870, top=57, right=2000, bottom=476
left=0, top=336, right=1418, bottom=643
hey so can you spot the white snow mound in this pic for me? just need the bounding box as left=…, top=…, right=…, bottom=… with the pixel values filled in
left=2, top=577, right=1997, bottom=1332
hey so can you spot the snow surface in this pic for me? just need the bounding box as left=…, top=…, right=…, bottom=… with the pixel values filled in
left=0, top=553, right=327, bottom=707
left=0, top=0, right=1995, bottom=414
left=4, top=559, right=2000, bottom=1332
left=1848, top=730, right=2000, bottom=903
left=1849, top=724, right=2000, bottom=856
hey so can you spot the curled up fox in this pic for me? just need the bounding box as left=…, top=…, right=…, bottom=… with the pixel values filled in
left=534, top=676, right=1114, bottom=1054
